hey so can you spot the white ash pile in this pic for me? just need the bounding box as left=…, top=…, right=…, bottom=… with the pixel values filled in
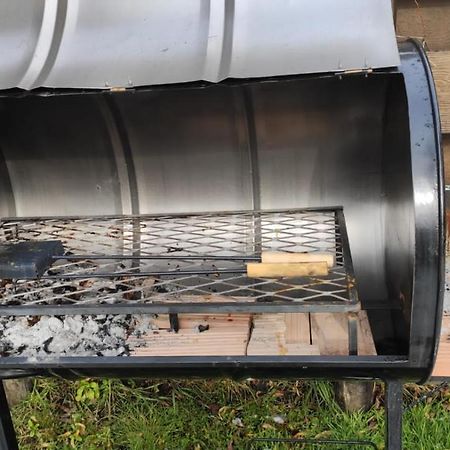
left=0, top=314, right=150, bottom=357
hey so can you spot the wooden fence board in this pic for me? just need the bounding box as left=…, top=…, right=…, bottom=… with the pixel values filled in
left=397, top=0, right=450, bottom=51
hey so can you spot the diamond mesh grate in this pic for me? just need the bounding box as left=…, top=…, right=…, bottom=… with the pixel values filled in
left=0, top=208, right=359, bottom=314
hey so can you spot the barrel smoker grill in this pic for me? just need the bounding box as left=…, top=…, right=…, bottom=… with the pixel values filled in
left=0, top=1, right=445, bottom=448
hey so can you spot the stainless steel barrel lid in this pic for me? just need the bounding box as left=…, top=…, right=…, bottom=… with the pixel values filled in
left=0, top=0, right=399, bottom=90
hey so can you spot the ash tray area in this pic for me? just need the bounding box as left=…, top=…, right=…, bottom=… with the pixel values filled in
left=0, top=314, right=159, bottom=358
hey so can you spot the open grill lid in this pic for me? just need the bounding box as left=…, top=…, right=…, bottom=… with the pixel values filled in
left=2, top=0, right=400, bottom=91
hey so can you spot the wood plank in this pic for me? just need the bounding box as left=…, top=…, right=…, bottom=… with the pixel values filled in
left=397, top=0, right=450, bottom=51
left=428, top=51, right=450, bottom=133
left=129, top=314, right=251, bottom=356
left=443, top=134, right=450, bottom=185
left=432, top=315, right=450, bottom=377
left=284, top=313, right=311, bottom=344
left=130, top=311, right=376, bottom=357
left=247, top=314, right=319, bottom=355
left=310, top=312, right=377, bottom=356
left=311, top=313, right=348, bottom=356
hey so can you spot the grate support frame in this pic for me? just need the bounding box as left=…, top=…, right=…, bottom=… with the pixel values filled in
left=0, top=207, right=360, bottom=316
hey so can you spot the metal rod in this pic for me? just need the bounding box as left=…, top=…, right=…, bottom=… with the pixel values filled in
left=43, top=268, right=247, bottom=279
left=249, top=437, right=377, bottom=449
left=0, top=301, right=361, bottom=317
left=1, top=205, right=343, bottom=222
left=52, top=254, right=261, bottom=261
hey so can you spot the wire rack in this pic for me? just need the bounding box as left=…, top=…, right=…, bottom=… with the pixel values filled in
left=0, top=207, right=359, bottom=315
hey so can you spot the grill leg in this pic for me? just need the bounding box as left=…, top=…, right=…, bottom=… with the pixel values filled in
left=0, top=382, right=18, bottom=450
left=385, top=380, right=403, bottom=450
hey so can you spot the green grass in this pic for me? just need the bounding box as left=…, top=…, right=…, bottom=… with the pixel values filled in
left=10, top=378, right=450, bottom=449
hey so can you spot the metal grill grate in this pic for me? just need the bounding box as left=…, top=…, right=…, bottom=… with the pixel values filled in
left=0, top=208, right=359, bottom=315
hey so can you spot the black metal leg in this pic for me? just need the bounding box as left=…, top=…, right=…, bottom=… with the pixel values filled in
left=0, top=382, right=18, bottom=450
left=385, top=380, right=403, bottom=450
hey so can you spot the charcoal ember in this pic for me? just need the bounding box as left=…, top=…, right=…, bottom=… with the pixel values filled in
left=52, top=285, right=78, bottom=295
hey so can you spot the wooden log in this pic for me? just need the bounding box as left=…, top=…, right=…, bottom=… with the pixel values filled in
left=334, top=381, right=375, bottom=413
left=3, top=379, right=32, bottom=408
left=246, top=262, right=328, bottom=278
left=428, top=51, right=450, bottom=133
left=261, top=251, right=334, bottom=268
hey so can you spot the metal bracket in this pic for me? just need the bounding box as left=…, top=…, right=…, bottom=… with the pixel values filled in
left=348, top=312, right=358, bottom=356
left=169, top=313, right=180, bottom=333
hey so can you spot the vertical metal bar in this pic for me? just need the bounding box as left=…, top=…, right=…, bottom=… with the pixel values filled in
left=169, top=313, right=180, bottom=333
left=0, top=382, right=18, bottom=450
left=347, top=313, right=358, bottom=356
left=336, top=209, right=359, bottom=306
left=385, top=380, right=403, bottom=450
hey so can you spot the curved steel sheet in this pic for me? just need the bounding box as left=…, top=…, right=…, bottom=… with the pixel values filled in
left=0, top=0, right=399, bottom=90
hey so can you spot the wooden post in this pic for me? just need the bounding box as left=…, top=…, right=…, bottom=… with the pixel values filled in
left=3, top=379, right=32, bottom=408
left=334, top=381, right=375, bottom=413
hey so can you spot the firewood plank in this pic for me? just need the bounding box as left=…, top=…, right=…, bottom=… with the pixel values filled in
left=247, top=314, right=319, bottom=355
left=310, top=312, right=376, bottom=356
left=284, top=313, right=311, bottom=345
left=432, top=315, right=450, bottom=378
left=130, top=314, right=251, bottom=356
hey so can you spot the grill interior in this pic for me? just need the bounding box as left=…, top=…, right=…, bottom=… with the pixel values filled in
left=1, top=58, right=439, bottom=378
left=0, top=208, right=357, bottom=312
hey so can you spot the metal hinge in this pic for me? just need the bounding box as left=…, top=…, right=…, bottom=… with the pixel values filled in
left=341, top=68, right=373, bottom=76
